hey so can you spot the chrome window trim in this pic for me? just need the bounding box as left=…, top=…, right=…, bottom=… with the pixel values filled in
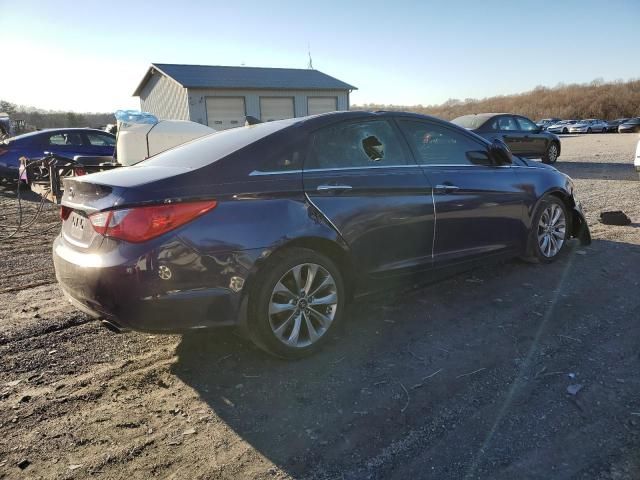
left=249, top=169, right=303, bottom=176
left=431, top=189, right=437, bottom=260
left=249, top=163, right=539, bottom=176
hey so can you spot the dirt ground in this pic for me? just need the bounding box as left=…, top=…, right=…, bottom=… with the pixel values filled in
left=1, top=133, right=639, bottom=480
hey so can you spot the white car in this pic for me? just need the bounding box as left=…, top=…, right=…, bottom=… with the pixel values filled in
left=635, top=136, right=640, bottom=172
left=568, top=119, right=608, bottom=134
left=547, top=120, right=578, bottom=134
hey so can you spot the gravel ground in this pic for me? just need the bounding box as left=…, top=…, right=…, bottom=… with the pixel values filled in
left=0, top=133, right=639, bottom=480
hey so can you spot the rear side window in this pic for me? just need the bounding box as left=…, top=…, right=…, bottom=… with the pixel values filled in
left=254, top=136, right=305, bottom=173
left=398, top=120, right=490, bottom=166
left=47, top=132, right=83, bottom=146
left=307, top=120, right=407, bottom=169
left=495, top=116, right=519, bottom=131
left=140, top=118, right=298, bottom=168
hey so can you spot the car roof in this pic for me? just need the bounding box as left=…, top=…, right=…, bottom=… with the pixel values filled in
left=284, top=110, right=460, bottom=132
left=4, top=128, right=114, bottom=143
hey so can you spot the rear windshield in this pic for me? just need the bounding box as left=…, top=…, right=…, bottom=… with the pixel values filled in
left=450, top=115, right=489, bottom=129
left=138, top=118, right=298, bottom=169
left=627, top=118, right=640, bottom=124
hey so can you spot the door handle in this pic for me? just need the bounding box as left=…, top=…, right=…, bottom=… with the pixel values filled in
left=316, top=184, right=353, bottom=192
left=435, top=184, right=460, bottom=193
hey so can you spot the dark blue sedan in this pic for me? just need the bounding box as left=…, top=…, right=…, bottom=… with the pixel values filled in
left=0, top=128, right=115, bottom=178
left=53, top=111, right=591, bottom=358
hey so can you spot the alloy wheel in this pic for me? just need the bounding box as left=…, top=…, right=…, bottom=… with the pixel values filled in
left=268, top=263, right=338, bottom=348
left=547, top=144, right=558, bottom=163
left=537, top=204, right=566, bottom=258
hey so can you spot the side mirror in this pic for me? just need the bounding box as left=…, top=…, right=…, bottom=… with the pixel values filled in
left=536, top=126, right=544, bottom=133
left=489, top=139, right=513, bottom=165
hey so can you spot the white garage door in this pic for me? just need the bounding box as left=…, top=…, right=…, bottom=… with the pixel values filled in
left=260, top=97, right=294, bottom=122
left=206, top=97, right=246, bottom=130
left=308, top=97, right=338, bottom=116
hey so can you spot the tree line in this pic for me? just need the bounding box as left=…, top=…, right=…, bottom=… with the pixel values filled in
left=352, top=78, right=640, bottom=121
left=0, top=100, right=115, bottom=131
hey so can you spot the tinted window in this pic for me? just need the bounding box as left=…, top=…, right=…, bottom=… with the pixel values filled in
left=398, top=120, right=489, bottom=166
left=140, top=118, right=297, bottom=168
left=516, top=116, right=538, bottom=131
left=307, top=120, right=407, bottom=169
left=496, top=116, right=519, bottom=131
left=451, top=115, right=489, bottom=130
left=255, top=137, right=305, bottom=172
left=47, top=132, right=83, bottom=146
left=86, top=133, right=115, bottom=146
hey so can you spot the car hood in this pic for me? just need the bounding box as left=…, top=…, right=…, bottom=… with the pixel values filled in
left=520, top=158, right=557, bottom=171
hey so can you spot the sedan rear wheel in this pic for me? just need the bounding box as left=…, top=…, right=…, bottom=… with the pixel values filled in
left=249, top=248, right=344, bottom=359
left=587, top=127, right=592, bottom=133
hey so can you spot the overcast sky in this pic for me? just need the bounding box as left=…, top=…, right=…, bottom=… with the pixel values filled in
left=1, top=0, right=638, bottom=113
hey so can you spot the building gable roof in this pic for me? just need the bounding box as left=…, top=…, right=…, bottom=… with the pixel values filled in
left=133, top=63, right=357, bottom=96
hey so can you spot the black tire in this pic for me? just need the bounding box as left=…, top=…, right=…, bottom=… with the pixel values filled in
left=562, top=127, right=568, bottom=134
left=587, top=127, right=592, bottom=133
left=542, top=142, right=559, bottom=164
left=247, top=247, right=345, bottom=359
left=523, top=196, right=569, bottom=264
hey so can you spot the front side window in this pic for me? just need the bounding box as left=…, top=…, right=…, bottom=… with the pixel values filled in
left=516, top=117, right=538, bottom=131
left=86, top=133, right=115, bottom=146
left=307, top=120, right=407, bottom=169
left=398, top=120, right=490, bottom=166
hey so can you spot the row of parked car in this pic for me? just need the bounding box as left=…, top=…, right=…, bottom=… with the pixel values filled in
left=537, top=117, right=640, bottom=134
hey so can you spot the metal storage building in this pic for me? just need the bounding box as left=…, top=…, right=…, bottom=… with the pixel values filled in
left=133, top=63, right=357, bottom=130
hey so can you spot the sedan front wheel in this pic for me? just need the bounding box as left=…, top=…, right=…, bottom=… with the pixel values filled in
left=542, top=142, right=559, bottom=164
left=524, top=196, right=568, bottom=263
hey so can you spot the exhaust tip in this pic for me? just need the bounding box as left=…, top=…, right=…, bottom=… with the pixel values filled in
left=101, top=319, right=125, bottom=333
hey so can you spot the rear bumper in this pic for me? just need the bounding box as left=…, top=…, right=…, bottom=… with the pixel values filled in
left=53, top=235, right=262, bottom=333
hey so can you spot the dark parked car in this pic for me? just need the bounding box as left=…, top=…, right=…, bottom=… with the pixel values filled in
left=452, top=113, right=561, bottom=164
left=53, top=111, right=590, bottom=358
left=0, top=128, right=115, bottom=179
left=618, top=117, right=640, bottom=133
left=605, top=118, right=629, bottom=132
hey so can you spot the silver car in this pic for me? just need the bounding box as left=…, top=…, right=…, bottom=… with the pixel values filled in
left=547, top=120, right=578, bottom=134
left=568, top=119, right=608, bottom=134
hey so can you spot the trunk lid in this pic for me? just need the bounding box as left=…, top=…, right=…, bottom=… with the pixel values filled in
left=59, top=164, right=200, bottom=251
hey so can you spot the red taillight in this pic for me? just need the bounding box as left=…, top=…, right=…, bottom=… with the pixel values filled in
left=60, top=206, right=72, bottom=221
left=88, top=200, right=217, bottom=243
